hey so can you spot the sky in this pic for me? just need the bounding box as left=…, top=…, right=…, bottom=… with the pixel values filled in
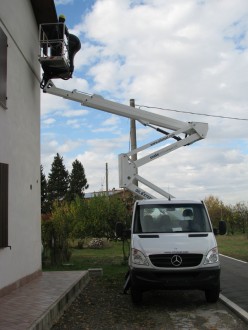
left=41, top=0, right=248, bottom=205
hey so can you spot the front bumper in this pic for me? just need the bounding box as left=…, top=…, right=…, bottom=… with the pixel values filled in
left=130, top=266, right=220, bottom=292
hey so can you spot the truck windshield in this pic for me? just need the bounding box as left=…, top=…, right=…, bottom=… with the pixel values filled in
left=133, top=203, right=211, bottom=233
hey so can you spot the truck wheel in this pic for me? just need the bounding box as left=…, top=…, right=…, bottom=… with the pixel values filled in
left=131, top=286, right=143, bottom=305
left=205, top=286, right=220, bottom=303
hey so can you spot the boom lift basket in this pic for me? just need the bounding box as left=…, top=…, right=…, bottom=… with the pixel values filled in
left=39, top=23, right=71, bottom=85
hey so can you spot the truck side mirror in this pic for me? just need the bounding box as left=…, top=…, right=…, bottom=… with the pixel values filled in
left=219, top=220, right=227, bottom=235
left=115, top=222, right=131, bottom=240
left=123, top=228, right=131, bottom=239
left=115, top=222, right=124, bottom=238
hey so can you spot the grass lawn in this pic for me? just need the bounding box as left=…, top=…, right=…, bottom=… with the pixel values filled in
left=216, top=234, right=248, bottom=262
left=43, top=234, right=248, bottom=277
left=43, top=240, right=130, bottom=279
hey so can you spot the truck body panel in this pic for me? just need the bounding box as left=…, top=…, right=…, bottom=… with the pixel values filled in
left=131, top=233, right=217, bottom=265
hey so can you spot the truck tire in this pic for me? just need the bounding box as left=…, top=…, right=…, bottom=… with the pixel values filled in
left=131, top=286, right=143, bottom=305
left=205, top=286, right=220, bottom=303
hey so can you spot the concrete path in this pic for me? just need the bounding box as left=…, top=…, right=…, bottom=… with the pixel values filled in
left=0, top=271, right=89, bottom=330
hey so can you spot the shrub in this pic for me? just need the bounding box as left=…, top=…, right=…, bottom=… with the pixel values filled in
left=88, top=238, right=104, bottom=249
left=41, top=201, right=73, bottom=265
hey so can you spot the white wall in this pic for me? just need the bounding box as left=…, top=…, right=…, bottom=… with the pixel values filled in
left=0, top=0, right=41, bottom=289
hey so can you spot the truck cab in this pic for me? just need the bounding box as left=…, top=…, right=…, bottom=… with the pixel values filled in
left=123, top=199, right=226, bottom=304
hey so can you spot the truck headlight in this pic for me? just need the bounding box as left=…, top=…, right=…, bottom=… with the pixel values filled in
left=204, top=247, right=219, bottom=264
left=131, top=248, right=150, bottom=266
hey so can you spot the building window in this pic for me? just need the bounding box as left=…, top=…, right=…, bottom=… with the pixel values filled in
left=0, top=163, right=8, bottom=248
left=0, top=26, right=7, bottom=109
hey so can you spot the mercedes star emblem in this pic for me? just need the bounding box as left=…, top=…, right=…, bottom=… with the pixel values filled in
left=171, top=255, right=182, bottom=267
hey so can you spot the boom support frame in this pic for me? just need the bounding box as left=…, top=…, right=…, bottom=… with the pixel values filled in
left=43, top=80, right=208, bottom=199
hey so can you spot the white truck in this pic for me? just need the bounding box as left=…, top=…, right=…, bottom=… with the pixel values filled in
left=116, top=199, right=226, bottom=304
left=39, top=23, right=227, bottom=304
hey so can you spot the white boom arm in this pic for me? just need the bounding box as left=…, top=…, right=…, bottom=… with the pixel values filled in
left=43, top=80, right=208, bottom=199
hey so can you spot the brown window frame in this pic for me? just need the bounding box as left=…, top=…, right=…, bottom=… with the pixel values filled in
left=0, top=163, right=9, bottom=248
left=0, top=26, right=7, bottom=109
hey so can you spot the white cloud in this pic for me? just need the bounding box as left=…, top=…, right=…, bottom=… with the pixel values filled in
left=55, top=0, right=73, bottom=5
left=66, top=119, right=81, bottom=128
left=72, top=0, right=248, bottom=125
left=137, top=145, right=248, bottom=204
left=41, top=93, right=69, bottom=116
left=102, top=115, right=120, bottom=126
left=42, top=118, right=56, bottom=125
left=91, top=127, right=119, bottom=133
left=91, top=115, right=122, bottom=133
left=54, top=76, right=90, bottom=91
left=61, top=109, right=89, bottom=117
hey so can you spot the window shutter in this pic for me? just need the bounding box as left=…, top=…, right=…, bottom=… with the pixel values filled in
left=0, top=163, right=8, bottom=248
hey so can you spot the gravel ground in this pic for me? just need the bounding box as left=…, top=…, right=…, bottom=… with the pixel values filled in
left=52, top=275, right=248, bottom=330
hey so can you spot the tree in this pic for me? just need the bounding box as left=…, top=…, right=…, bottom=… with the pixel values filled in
left=69, top=194, right=131, bottom=241
left=204, top=195, right=225, bottom=227
left=40, top=165, right=49, bottom=214
left=47, top=153, right=69, bottom=209
left=204, top=195, right=244, bottom=234
left=70, top=196, right=90, bottom=246
left=233, top=202, right=248, bottom=235
left=105, top=195, right=131, bottom=240
left=68, top=159, right=89, bottom=201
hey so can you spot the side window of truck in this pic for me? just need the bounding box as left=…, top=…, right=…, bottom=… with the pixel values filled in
left=182, top=205, right=211, bottom=232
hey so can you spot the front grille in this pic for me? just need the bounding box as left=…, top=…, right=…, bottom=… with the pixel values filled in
left=149, top=253, right=203, bottom=268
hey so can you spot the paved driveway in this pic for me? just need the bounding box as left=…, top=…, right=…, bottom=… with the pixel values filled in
left=220, top=254, right=248, bottom=312
left=52, top=276, right=248, bottom=330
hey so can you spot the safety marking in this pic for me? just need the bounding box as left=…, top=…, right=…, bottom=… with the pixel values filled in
left=220, top=254, right=247, bottom=264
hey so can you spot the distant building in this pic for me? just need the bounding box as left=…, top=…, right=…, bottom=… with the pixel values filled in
left=0, top=0, right=57, bottom=296
left=85, top=188, right=132, bottom=198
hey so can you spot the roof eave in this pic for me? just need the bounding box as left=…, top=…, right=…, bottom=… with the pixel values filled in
left=30, top=0, right=58, bottom=26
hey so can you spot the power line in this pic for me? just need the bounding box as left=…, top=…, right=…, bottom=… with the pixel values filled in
left=137, top=105, right=248, bottom=121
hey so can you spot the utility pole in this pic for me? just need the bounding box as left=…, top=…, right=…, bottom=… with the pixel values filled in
left=106, top=162, right=109, bottom=196
left=130, top=99, right=138, bottom=186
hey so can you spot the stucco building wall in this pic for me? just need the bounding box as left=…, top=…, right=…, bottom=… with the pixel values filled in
left=0, top=0, right=41, bottom=290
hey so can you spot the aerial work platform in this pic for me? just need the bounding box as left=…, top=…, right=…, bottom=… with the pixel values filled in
left=39, top=23, right=81, bottom=87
